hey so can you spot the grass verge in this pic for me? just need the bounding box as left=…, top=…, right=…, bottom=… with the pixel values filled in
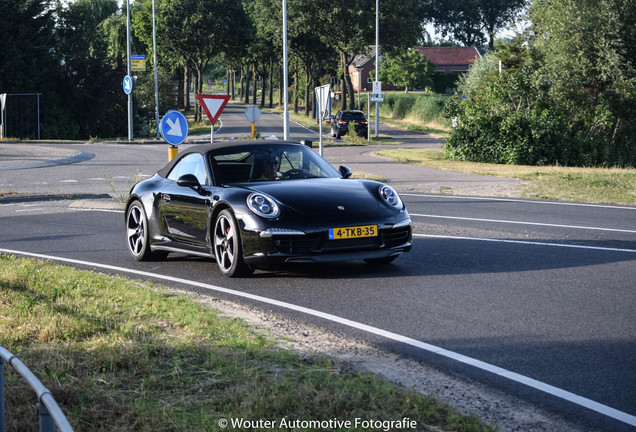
left=0, top=254, right=494, bottom=432
left=376, top=149, right=636, bottom=205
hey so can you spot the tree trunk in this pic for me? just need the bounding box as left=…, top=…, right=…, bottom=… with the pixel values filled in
left=269, top=57, right=274, bottom=108
left=183, top=63, right=190, bottom=111
left=252, top=63, right=257, bottom=105
left=293, top=59, right=299, bottom=113
left=279, top=66, right=283, bottom=106
left=244, top=65, right=250, bottom=104
left=194, top=65, right=202, bottom=122
left=304, top=67, right=310, bottom=117
left=177, top=65, right=184, bottom=110
left=260, top=63, right=267, bottom=107
left=231, top=68, right=236, bottom=99
left=240, top=68, right=244, bottom=99
left=343, top=58, right=355, bottom=110
left=340, top=52, right=347, bottom=111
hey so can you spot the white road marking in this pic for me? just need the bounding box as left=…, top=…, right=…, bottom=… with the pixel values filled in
left=0, top=247, right=634, bottom=427
left=403, top=193, right=636, bottom=211
left=411, top=213, right=636, bottom=234
left=414, top=234, right=636, bottom=254
left=15, top=208, right=46, bottom=213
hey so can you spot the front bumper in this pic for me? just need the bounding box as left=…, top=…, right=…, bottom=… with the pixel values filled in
left=241, top=219, right=412, bottom=265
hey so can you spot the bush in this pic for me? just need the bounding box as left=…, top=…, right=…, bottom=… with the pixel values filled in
left=444, top=67, right=636, bottom=167
left=380, top=92, right=450, bottom=127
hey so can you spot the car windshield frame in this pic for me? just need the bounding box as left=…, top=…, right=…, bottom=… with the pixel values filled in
left=207, top=143, right=341, bottom=185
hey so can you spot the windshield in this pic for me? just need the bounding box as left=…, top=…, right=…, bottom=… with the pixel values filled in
left=208, top=144, right=341, bottom=185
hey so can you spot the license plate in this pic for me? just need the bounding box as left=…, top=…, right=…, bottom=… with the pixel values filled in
left=329, top=225, right=377, bottom=240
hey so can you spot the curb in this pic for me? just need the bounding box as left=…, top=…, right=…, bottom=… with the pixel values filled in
left=69, top=199, right=126, bottom=211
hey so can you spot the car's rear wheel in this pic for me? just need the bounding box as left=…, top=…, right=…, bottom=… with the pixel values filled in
left=213, top=209, right=253, bottom=277
left=126, top=200, right=167, bottom=261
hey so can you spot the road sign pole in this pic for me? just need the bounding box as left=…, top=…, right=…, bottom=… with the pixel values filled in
left=282, top=0, right=289, bottom=140
left=168, top=146, right=178, bottom=161
left=374, top=0, right=379, bottom=139
left=126, top=0, right=133, bottom=141
left=152, top=0, right=160, bottom=139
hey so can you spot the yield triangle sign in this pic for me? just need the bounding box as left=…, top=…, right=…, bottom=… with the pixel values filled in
left=196, top=94, right=231, bottom=125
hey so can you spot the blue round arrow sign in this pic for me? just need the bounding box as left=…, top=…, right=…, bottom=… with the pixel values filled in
left=123, top=75, right=134, bottom=95
left=159, top=110, right=188, bottom=145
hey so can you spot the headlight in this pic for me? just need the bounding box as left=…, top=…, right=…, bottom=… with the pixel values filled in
left=378, top=185, right=403, bottom=210
left=247, top=193, right=280, bottom=218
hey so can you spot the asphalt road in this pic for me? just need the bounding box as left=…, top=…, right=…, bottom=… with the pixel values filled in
left=1, top=106, right=635, bottom=431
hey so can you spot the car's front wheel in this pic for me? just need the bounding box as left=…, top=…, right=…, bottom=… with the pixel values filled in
left=213, top=209, right=254, bottom=277
left=126, top=200, right=167, bottom=261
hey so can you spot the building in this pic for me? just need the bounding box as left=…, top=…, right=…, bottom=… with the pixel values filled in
left=348, top=46, right=481, bottom=93
left=414, top=47, right=481, bottom=73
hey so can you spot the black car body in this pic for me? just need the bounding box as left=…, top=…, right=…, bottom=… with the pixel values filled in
left=330, top=110, right=368, bottom=139
left=125, top=141, right=411, bottom=277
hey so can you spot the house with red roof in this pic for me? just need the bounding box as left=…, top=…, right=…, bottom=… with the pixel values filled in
left=348, top=46, right=481, bottom=93
left=414, top=47, right=481, bottom=73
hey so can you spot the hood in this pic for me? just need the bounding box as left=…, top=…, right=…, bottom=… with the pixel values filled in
left=244, top=178, right=381, bottom=216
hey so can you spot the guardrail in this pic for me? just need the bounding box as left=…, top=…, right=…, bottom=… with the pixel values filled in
left=0, top=345, right=73, bottom=432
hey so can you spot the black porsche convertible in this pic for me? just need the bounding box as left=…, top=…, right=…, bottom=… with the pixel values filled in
left=125, top=141, right=412, bottom=277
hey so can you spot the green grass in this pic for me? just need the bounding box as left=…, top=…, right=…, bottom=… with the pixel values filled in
left=377, top=117, right=450, bottom=140
left=0, top=254, right=495, bottom=432
left=376, top=149, right=636, bottom=205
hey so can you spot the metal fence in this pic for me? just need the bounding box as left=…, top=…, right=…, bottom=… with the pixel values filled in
left=0, top=345, right=73, bottom=432
left=0, top=93, right=41, bottom=140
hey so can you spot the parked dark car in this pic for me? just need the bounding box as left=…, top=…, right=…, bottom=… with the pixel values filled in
left=125, top=141, right=412, bottom=277
left=330, top=110, right=368, bottom=139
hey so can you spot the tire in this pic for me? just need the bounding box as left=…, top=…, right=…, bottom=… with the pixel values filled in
left=364, top=255, right=398, bottom=265
left=126, top=200, right=167, bottom=261
left=213, top=209, right=253, bottom=277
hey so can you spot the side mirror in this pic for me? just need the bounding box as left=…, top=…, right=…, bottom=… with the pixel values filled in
left=177, top=174, right=208, bottom=195
left=177, top=174, right=200, bottom=188
left=339, top=165, right=352, bottom=179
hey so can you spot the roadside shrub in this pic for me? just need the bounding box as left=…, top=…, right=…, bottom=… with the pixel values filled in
left=444, top=67, right=636, bottom=167
left=380, top=92, right=450, bottom=127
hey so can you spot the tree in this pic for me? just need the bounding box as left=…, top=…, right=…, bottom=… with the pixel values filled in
left=154, top=0, right=249, bottom=122
left=0, top=0, right=58, bottom=92
left=444, top=0, right=636, bottom=167
left=245, top=0, right=280, bottom=108
left=309, top=0, right=422, bottom=110
left=55, top=0, right=128, bottom=139
left=421, top=0, right=527, bottom=49
left=379, top=49, right=434, bottom=93
left=530, top=0, right=635, bottom=97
